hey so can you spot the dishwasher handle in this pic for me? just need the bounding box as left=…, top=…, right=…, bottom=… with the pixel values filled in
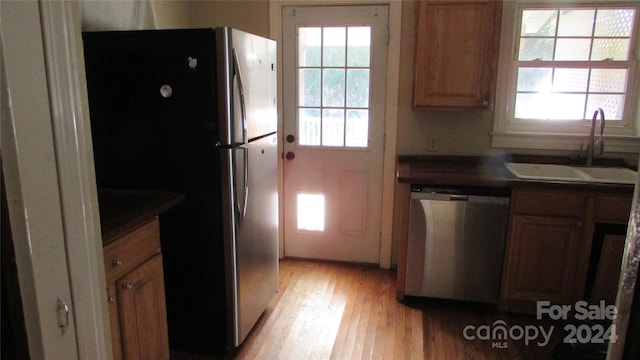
left=411, top=191, right=510, bottom=205
left=449, top=194, right=469, bottom=201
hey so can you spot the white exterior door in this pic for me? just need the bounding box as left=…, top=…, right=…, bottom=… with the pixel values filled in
left=282, top=6, right=388, bottom=263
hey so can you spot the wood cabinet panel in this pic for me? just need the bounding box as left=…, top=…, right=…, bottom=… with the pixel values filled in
left=591, top=234, right=626, bottom=305
left=104, top=217, right=169, bottom=360
left=107, top=284, right=123, bottom=360
left=512, top=190, right=587, bottom=218
left=595, top=196, right=633, bottom=223
left=502, top=215, right=583, bottom=305
left=117, top=254, right=169, bottom=360
left=502, top=187, right=632, bottom=313
left=104, top=220, right=160, bottom=282
left=412, top=0, right=501, bottom=108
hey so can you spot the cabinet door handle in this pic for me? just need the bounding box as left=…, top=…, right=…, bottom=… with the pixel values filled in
left=122, top=283, right=134, bottom=290
left=107, top=296, right=117, bottom=303
left=57, top=297, right=70, bottom=335
left=112, top=259, right=123, bottom=267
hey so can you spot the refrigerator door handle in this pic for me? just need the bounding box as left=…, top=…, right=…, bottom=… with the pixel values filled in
left=241, top=146, right=249, bottom=221
left=232, top=49, right=248, bottom=145
left=233, top=147, right=249, bottom=223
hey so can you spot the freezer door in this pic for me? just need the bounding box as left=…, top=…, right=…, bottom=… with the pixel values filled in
left=218, top=28, right=277, bottom=143
left=227, top=134, right=279, bottom=346
left=83, top=29, right=219, bottom=189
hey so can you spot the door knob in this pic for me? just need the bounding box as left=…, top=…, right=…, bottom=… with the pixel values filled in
left=285, top=152, right=295, bottom=160
left=286, top=134, right=295, bottom=143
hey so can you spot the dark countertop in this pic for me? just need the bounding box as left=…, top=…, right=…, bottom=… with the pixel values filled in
left=98, top=189, right=185, bottom=246
left=397, top=155, right=635, bottom=194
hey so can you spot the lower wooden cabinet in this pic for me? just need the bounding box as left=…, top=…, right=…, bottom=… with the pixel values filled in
left=501, top=214, right=583, bottom=308
left=500, top=188, right=632, bottom=313
left=104, top=218, right=170, bottom=360
left=591, top=234, right=626, bottom=305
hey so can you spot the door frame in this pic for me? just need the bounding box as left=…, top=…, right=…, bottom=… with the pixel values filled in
left=270, top=0, right=401, bottom=268
left=1, top=1, right=110, bottom=358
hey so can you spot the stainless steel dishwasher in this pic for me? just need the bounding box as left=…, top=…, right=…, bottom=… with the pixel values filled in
left=405, top=187, right=510, bottom=303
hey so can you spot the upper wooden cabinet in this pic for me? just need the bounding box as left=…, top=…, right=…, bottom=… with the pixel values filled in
left=412, top=0, right=502, bottom=109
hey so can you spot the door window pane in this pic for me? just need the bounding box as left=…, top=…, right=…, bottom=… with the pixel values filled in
left=323, top=27, right=346, bottom=67
left=322, top=69, right=345, bottom=107
left=347, top=27, right=371, bottom=67
left=299, top=27, right=321, bottom=67
left=297, top=25, right=373, bottom=148
left=299, top=69, right=321, bottom=106
left=346, top=110, right=368, bottom=147
left=298, top=109, right=321, bottom=146
left=346, top=69, right=370, bottom=108
left=322, top=109, right=345, bottom=146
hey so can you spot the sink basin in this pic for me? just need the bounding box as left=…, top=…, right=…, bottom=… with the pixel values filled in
left=577, top=166, right=637, bottom=184
left=505, top=162, right=637, bottom=185
left=505, top=163, right=589, bottom=181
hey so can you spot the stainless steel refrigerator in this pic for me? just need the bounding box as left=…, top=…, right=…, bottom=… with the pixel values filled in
left=82, top=28, right=278, bottom=356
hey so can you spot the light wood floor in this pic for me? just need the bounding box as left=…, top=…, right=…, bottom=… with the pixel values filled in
left=233, top=259, right=569, bottom=360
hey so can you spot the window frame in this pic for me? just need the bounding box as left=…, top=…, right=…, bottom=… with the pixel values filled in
left=492, top=0, right=640, bottom=153
left=296, top=25, right=373, bottom=149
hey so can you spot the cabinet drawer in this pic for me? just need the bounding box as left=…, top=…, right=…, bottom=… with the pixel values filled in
left=513, top=190, right=587, bottom=218
left=104, top=219, right=161, bottom=281
left=595, top=196, right=632, bottom=223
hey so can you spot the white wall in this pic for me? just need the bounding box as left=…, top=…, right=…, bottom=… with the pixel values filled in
left=190, top=1, right=270, bottom=37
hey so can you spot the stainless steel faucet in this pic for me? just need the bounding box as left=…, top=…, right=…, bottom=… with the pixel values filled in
left=586, top=108, right=605, bottom=166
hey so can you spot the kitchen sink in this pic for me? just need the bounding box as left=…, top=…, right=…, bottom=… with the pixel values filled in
left=577, top=166, right=637, bottom=184
left=505, top=162, right=637, bottom=185
left=505, top=163, right=589, bottom=181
